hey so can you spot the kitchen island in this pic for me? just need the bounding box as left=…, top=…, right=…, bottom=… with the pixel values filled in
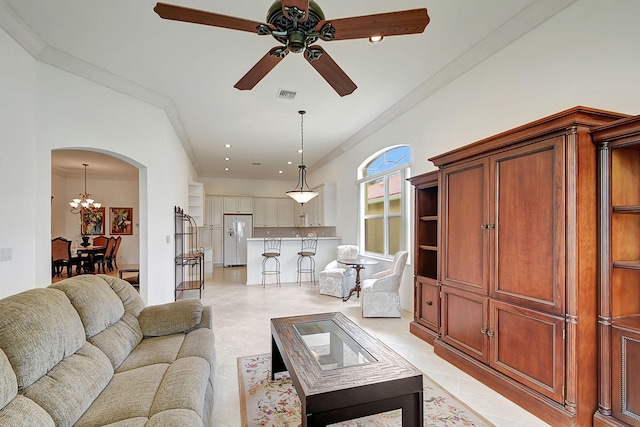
left=246, top=237, right=342, bottom=285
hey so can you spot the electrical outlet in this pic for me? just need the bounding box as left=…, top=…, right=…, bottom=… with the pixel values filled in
left=0, top=248, right=12, bottom=262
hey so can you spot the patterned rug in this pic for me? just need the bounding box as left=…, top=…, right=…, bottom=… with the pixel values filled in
left=238, top=353, right=494, bottom=427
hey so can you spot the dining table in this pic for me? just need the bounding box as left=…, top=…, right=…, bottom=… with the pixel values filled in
left=338, top=257, right=379, bottom=302
left=74, top=245, right=106, bottom=273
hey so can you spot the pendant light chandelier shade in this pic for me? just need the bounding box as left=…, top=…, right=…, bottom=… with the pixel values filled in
left=286, top=110, right=318, bottom=205
left=69, top=163, right=101, bottom=213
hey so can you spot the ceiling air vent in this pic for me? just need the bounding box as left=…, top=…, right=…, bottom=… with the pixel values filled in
left=277, top=89, right=297, bottom=100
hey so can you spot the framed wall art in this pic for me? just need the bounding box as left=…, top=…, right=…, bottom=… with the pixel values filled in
left=110, top=207, right=133, bottom=235
left=81, top=207, right=106, bottom=235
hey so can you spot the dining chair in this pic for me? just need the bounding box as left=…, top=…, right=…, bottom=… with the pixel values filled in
left=297, top=236, right=318, bottom=285
left=93, top=236, right=108, bottom=247
left=261, top=237, right=282, bottom=287
left=51, top=237, right=82, bottom=278
left=107, top=236, right=122, bottom=270
left=94, top=237, right=115, bottom=273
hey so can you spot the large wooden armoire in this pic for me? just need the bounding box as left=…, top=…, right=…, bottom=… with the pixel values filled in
left=425, top=107, right=627, bottom=426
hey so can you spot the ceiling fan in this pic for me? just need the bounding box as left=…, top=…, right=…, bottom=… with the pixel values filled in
left=154, top=0, right=430, bottom=96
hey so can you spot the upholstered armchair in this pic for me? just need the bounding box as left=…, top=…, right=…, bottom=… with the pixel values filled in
left=361, top=251, right=409, bottom=318
left=318, top=245, right=359, bottom=298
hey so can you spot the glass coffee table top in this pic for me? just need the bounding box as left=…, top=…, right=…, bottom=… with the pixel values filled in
left=293, top=319, right=377, bottom=370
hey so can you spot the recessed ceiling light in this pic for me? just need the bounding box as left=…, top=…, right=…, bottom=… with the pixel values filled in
left=368, top=35, right=384, bottom=44
left=224, top=167, right=229, bottom=171
left=224, top=144, right=231, bottom=148
left=224, top=157, right=230, bottom=161
left=278, top=170, right=283, bottom=174
left=287, top=161, right=292, bottom=165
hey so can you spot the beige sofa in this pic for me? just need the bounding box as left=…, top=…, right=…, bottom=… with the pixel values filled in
left=0, top=275, right=215, bottom=427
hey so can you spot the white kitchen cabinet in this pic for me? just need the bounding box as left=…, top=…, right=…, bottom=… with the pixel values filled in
left=224, top=196, right=252, bottom=213
left=253, top=198, right=293, bottom=227
left=204, top=195, right=223, bottom=227
left=198, top=226, right=224, bottom=266
left=293, top=184, right=335, bottom=226
left=253, top=198, right=267, bottom=226
left=277, top=198, right=293, bottom=226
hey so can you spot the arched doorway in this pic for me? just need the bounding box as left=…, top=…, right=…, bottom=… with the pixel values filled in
left=51, top=149, right=141, bottom=280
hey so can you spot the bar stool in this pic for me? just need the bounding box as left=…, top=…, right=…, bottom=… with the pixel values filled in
left=297, top=236, right=318, bottom=285
left=262, top=237, right=282, bottom=287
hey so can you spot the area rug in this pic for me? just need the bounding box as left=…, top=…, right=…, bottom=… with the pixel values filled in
left=238, top=353, right=494, bottom=427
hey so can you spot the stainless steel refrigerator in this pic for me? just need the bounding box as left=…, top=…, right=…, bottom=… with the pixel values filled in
left=223, top=214, right=253, bottom=267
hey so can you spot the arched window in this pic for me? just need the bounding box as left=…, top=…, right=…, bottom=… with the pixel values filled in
left=357, top=145, right=411, bottom=258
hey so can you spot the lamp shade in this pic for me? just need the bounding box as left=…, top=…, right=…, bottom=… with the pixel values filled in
left=286, top=189, right=318, bottom=204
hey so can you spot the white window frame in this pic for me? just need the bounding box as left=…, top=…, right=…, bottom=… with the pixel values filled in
left=357, top=145, right=411, bottom=260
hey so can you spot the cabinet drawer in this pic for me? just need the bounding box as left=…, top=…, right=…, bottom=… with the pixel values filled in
left=490, top=300, right=565, bottom=403
left=441, top=286, right=489, bottom=363
left=416, top=277, right=439, bottom=331
left=612, top=324, right=640, bottom=426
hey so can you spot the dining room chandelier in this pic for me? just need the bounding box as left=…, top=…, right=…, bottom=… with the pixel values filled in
left=69, top=163, right=101, bottom=214
left=286, top=110, right=318, bottom=205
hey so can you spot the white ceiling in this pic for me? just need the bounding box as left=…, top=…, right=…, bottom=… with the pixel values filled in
left=2, top=0, right=577, bottom=179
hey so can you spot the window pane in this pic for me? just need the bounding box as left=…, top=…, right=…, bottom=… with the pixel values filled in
left=365, top=178, right=385, bottom=216
left=365, top=217, right=384, bottom=254
left=363, top=146, right=410, bottom=177
left=388, top=216, right=401, bottom=255
left=388, top=171, right=401, bottom=215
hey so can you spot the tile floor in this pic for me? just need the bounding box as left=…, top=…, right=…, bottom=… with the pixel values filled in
left=197, top=267, right=550, bottom=427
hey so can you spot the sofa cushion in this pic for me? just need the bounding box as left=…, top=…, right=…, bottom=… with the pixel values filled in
left=0, top=288, right=85, bottom=389
left=51, top=275, right=145, bottom=370
left=115, top=334, right=186, bottom=373
left=74, top=364, right=169, bottom=427
left=149, top=356, right=210, bottom=418
left=177, top=328, right=216, bottom=370
left=0, top=350, right=16, bottom=411
left=51, top=275, right=125, bottom=338
left=147, top=409, right=204, bottom=427
left=22, top=342, right=113, bottom=427
left=139, top=299, right=203, bottom=337
left=0, top=395, right=55, bottom=427
left=89, top=312, right=143, bottom=370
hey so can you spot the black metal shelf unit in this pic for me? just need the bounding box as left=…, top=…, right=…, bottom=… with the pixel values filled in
left=175, top=206, right=204, bottom=300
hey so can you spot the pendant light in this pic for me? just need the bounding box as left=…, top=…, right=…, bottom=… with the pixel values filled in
left=286, top=110, right=318, bottom=205
left=69, top=163, right=101, bottom=213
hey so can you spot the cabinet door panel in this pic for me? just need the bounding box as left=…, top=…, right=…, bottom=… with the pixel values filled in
left=277, top=198, right=293, bottom=226
left=612, top=326, right=640, bottom=426
left=441, top=160, right=488, bottom=293
left=416, top=277, right=439, bottom=331
left=265, top=199, right=278, bottom=226
left=492, top=137, right=565, bottom=314
left=490, top=300, right=565, bottom=403
left=212, top=228, right=223, bottom=264
left=441, top=286, right=489, bottom=363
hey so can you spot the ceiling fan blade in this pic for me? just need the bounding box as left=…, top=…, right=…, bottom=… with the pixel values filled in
left=281, top=0, right=310, bottom=22
left=234, top=47, right=289, bottom=91
left=317, top=8, right=429, bottom=41
left=154, top=3, right=268, bottom=34
left=304, top=47, right=356, bottom=97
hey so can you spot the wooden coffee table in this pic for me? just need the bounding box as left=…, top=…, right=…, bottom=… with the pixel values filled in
left=271, top=312, right=423, bottom=426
